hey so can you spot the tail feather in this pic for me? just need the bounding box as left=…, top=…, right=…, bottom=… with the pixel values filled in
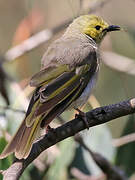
left=0, top=64, right=92, bottom=159
left=0, top=120, right=26, bottom=159
left=15, top=116, right=42, bottom=159
left=0, top=116, right=42, bottom=160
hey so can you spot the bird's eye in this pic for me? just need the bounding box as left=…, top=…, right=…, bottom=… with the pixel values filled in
left=95, top=25, right=101, bottom=30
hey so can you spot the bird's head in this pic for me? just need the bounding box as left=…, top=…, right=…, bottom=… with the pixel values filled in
left=67, top=15, right=120, bottom=43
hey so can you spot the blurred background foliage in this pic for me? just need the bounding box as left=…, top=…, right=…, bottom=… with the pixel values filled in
left=0, top=0, right=135, bottom=179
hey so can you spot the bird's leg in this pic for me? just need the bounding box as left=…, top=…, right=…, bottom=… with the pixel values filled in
left=75, top=108, right=89, bottom=129
left=45, top=125, right=54, bottom=134
left=41, top=118, right=54, bottom=134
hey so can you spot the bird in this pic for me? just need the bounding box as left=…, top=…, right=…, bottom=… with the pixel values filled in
left=0, top=14, right=120, bottom=159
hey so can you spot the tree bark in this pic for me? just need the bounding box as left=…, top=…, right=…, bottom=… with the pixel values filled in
left=1, top=98, right=135, bottom=180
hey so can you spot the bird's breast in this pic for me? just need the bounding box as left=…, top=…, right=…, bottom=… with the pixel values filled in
left=70, top=68, right=99, bottom=109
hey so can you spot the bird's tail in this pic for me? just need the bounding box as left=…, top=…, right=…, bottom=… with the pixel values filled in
left=0, top=115, right=42, bottom=159
left=0, top=91, right=43, bottom=160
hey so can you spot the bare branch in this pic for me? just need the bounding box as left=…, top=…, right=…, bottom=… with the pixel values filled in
left=71, top=167, right=106, bottom=180
left=75, top=134, right=127, bottom=180
left=113, top=132, right=135, bottom=147
left=102, top=51, right=135, bottom=75
left=5, top=0, right=110, bottom=62
left=5, top=30, right=53, bottom=61
left=1, top=98, right=135, bottom=180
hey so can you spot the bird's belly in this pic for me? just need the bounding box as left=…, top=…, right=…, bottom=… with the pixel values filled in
left=70, top=71, right=98, bottom=109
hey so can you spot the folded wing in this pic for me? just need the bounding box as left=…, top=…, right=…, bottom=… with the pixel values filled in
left=0, top=64, right=91, bottom=159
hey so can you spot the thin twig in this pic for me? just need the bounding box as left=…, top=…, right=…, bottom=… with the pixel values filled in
left=0, top=105, right=26, bottom=114
left=102, top=51, right=135, bottom=76
left=1, top=98, right=135, bottom=180
left=75, top=134, right=127, bottom=180
left=113, top=132, right=135, bottom=147
left=71, top=167, right=106, bottom=180
left=4, top=0, right=110, bottom=62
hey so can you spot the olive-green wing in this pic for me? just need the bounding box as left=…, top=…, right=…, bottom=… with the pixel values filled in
left=0, top=62, right=94, bottom=159
left=16, top=64, right=91, bottom=159
left=39, top=65, right=93, bottom=127
left=0, top=64, right=83, bottom=159
left=30, top=64, right=72, bottom=87
left=14, top=70, right=83, bottom=159
left=0, top=64, right=72, bottom=159
left=0, top=36, right=98, bottom=159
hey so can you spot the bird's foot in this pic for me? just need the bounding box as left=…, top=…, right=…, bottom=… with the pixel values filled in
left=46, top=125, right=54, bottom=134
left=75, top=108, right=89, bottom=129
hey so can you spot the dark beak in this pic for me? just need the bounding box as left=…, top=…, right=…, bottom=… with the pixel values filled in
left=103, top=25, right=121, bottom=32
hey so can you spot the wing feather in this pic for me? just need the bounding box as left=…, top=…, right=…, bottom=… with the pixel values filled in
left=40, top=67, right=92, bottom=127
left=40, top=80, right=87, bottom=127
left=39, top=71, right=75, bottom=98
left=15, top=116, right=42, bottom=159
left=0, top=36, right=98, bottom=160
left=30, top=64, right=71, bottom=87
left=35, top=75, right=80, bottom=116
left=0, top=120, right=26, bottom=159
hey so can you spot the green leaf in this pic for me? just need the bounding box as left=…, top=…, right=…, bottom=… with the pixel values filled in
left=115, top=115, right=135, bottom=176
left=46, top=138, right=75, bottom=180
left=81, top=123, right=115, bottom=175
left=69, top=145, right=90, bottom=175
left=0, top=137, right=13, bottom=180
left=0, top=137, right=7, bottom=154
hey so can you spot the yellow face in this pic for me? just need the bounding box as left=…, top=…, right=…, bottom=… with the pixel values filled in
left=83, top=15, right=109, bottom=42
left=82, top=15, right=108, bottom=43
left=72, top=15, right=120, bottom=43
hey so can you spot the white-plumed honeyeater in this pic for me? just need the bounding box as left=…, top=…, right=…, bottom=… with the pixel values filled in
left=0, top=15, right=120, bottom=159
